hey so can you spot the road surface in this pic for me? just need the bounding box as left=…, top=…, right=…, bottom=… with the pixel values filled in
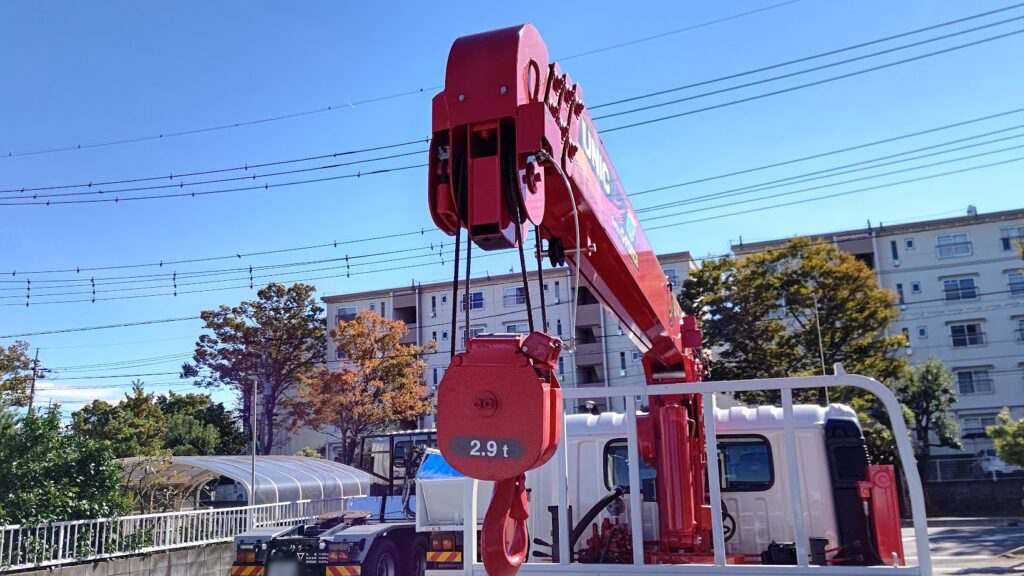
left=904, top=523, right=1024, bottom=574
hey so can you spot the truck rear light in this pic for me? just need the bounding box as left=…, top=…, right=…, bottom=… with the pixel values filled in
left=431, top=536, right=454, bottom=551
left=236, top=549, right=256, bottom=563
left=327, top=543, right=350, bottom=563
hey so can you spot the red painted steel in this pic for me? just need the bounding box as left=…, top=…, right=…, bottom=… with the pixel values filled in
left=428, top=24, right=708, bottom=573
left=858, top=465, right=905, bottom=566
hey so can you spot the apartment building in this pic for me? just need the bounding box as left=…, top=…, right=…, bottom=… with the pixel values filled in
left=732, top=207, right=1024, bottom=456
left=320, top=251, right=697, bottom=439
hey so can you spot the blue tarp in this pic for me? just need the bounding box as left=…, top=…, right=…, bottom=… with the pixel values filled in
left=416, top=451, right=464, bottom=480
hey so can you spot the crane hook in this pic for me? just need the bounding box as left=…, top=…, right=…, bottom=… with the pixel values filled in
left=482, top=474, right=530, bottom=576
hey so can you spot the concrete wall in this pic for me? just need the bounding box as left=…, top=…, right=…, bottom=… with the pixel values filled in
left=925, top=478, right=1024, bottom=517
left=14, top=543, right=234, bottom=576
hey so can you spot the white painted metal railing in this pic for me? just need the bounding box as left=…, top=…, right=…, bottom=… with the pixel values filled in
left=0, top=497, right=347, bottom=572
left=462, top=370, right=933, bottom=576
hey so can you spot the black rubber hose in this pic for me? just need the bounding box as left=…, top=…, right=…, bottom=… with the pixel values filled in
left=569, top=486, right=628, bottom=553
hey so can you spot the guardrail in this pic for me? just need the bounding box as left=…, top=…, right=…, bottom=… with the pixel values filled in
left=0, top=497, right=347, bottom=572
left=459, top=369, right=933, bottom=575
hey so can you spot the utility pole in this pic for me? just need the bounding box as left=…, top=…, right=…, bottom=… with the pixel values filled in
left=811, top=294, right=830, bottom=405
left=28, top=347, right=39, bottom=412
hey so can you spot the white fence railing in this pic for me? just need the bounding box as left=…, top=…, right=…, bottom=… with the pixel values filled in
left=460, top=370, right=933, bottom=576
left=0, top=497, right=347, bottom=572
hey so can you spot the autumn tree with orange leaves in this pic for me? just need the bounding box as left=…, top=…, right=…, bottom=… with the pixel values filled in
left=294, top=311, right=433, bottom=465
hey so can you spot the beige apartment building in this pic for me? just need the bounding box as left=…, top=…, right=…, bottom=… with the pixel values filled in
left=319, top=251, right=697, bottom=448
left=733, top=207, right=1024, bottom=457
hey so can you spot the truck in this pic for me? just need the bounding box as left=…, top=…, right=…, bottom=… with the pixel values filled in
left=232, top=21, right=932, bottom=576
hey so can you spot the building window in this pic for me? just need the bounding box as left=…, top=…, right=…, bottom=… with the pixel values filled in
left=504, top=286, right=526, bottom=307
left=617, top=324, right=624, bottom=336
left=441, top=295, right=447, bottom=303
left=460, top=327, right=484, bottom=348
left=917, top=326, right=928, bottom=339
left=1009, top=272, right=1024, bottom=296
left=905, top=238, right=916, bottom=250
left=336, top=306, right=357, bottom=323
left=433, top=368, right=438, bottom=387
left=1016, top=318, right=1024, bottom=343
left=380, top=301, right=386, bottom=317
left=460, top=291, right=484, bottom=310
left=504, top=323, right=529, bottom=334
left=619, top=351, right=627, bottom=371
left=895, top=283, right=905, bottom=304
left=911, top=281, right=922, bottom=294
left=632, top=350, right=640, bottom=362
left=956, top=369, right=993, bottom=394
left=431, top=296, right=437, bottom=317
left=556, top=319, right=563, bottom=337
left=961, top=414, right=998, bottom=436
left=370, top=303, right=375, bottom=311
left=442, top=330, right=449, bottom=341
left=901, top=327, right=910, bottom=342
left=943, top=277, right=978, bottom=301
left=663, top=267, right=679, bottom=288
left=431, top=331, right=437, bottom=342
left=950, top=323, right=984, bottom=347
left=336, top=348, right=347, bottom=360
left=558, top=357, right=564, bottom=375
left=1001, top=226, right=1024, bottom=251
left=890, top=240, right=899, bottom=262
left=554, top=281, right=562, bottom=303
left=936, top=233, right=972, bottom=258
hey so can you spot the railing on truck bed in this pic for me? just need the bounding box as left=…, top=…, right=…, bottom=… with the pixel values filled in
left=456, top=370, right=932, bottom=575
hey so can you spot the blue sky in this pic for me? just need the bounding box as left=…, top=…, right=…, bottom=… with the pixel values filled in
left=1, top=1, right=1021, bottom=412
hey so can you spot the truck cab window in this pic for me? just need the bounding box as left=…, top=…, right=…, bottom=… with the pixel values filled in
left=606, top=435, right=773, bottom=496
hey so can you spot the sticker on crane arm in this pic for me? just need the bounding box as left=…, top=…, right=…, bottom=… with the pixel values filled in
left=450, top=437, right=525, bottom=459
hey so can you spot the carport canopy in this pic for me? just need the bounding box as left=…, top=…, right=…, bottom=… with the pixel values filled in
left=120, top=455, right=372, bottom=506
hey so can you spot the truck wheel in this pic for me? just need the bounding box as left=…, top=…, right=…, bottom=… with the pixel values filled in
left=364, top=539, right=399, bottom=576
left=406, top=535, right=427, bottom=576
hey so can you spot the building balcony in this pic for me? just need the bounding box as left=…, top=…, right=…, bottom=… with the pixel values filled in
left=400, top=324, right=418, bottom=345
left=576, top=303, right=602, bottom=327
left=573, top=341, right=604, bottom=367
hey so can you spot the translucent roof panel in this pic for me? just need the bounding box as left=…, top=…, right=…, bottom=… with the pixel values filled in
left=167, top=455, right=372, bottom=505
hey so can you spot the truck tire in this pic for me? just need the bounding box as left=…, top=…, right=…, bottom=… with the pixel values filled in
left=406, top=535, right=427, bottom=576
left=363, top=539, right=399, bottom=576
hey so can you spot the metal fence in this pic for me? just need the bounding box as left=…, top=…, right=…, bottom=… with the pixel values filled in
left=927, top=455, right=1024, bottom=482
left=0, top=497, right=347, bottom=572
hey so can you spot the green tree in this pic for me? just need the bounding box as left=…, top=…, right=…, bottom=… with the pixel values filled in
left=294, top=311, right=432, bottom=465
left=0, top=406, right=129, bottom=524
left=72, top=382, right=167, bottom=458
left=987, top=408, right=1024, bottom=467
left=681, top=238, right=907, bottom=390
left=0, top=340, right=35, bottom=407
left=182, top=283, right=326, bottom=455
left=156, top=392, right=246, bottom=455
left=894, top=358, right=962, bottom=481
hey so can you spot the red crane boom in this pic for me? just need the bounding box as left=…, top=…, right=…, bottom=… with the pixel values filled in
left=428, top=24, right=712, bottom=575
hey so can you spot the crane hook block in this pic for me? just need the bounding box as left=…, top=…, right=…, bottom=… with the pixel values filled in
left=437, top=332, right=562, bottom=576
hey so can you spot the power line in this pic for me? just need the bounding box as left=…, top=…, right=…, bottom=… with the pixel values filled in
left=0, top=228, right=437, bottom=277
left=0, top=317, right=202, bottom=339
left=589, top=2, right=1024, bottom=110
left=592, top=10, right=1024, bottom=121
left=5, top=11, right=1019, bottom=206
left=0, top=139, right=429, bottom=195
left=0, top=162, right=427, bottom=206
left=645, top=153, right=1024, bottom=232
left=558, top=0, right=804, bottom=61
left=627, top=106, right=1024, bottom=198
left=1, top=0, right=800, bottom=160
left=3, top=88, right=438, bottom=159
left=4, top=106, right=1020, bottom=279
left=0, top=148, right=428, bottom=201
left=636, top=130, right=1024, bottom=216
left=601, top=26, right=1024, bottom=133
